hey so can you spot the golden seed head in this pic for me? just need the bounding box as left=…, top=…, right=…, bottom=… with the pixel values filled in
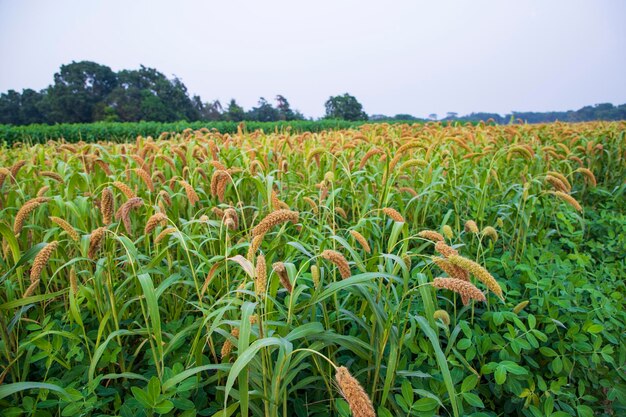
left=155, top=227, right=176, bottom=244
left=14, top=200, right=47, bottom=236
left=112, top=181, right=136, bottom=199
left=101, top=187, right=114, bottom=225
left=224, top=208, right=239, bottom=229
left=145, top=213, right=168, bottom=234
left=382, top=207, right=405, bottom=223
left=447, top=255, right=504, bottom=301
left=321, top=249, right=351, bottom=279
left=88, top=227, right=106, bottom=259
left=335, top=207, right=348, bottom=219
left=335, top=366, right=376, bottom=417
left=442, top=225, right=454, bottom=239
left=432, top=256, right=469, bottom=281
left=398, top=186, right=418, bottom=197
left=547, top=171, right=571, bottom=192
left=30, top=241, right=59, bottom=283
left=251, top=209, right=299, bottom=237
left=545, top=175, right=568, bottom=193
left=135, top=168, right=154, bottom=192
left=432, top=277, right=486, bottom=305
left=115, top=197, right=144, bottom=234
left=575, top=167, right=597, bottom=187
left=255, top=254, right=267, bottom=296
left=49, top=216, right=79, bottom=242
left=40, top=171, right=64, bottom=183
left=23, top=279, right=40, bottom=298
left=550, top=191, right=582, bottom=212
left=349, top=230, right=371, bottom=254
left=179, top=180, right=199, bottom=207
left=358, top=148, right=383, bottom=169
left=435, top=241, right=458, bottom=258
left=418, top=230, right=445, bottom=242
left=271, top=190, right=289, bottom=211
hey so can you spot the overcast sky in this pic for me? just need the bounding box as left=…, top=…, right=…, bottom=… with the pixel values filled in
left=1, top=0, right=625, bottom=118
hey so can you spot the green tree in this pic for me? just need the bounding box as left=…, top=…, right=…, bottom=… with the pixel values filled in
left=194, top=97, right=223, bottom=121
left=0, top=90, right=23, bottom=124
left=247, top=97, right=280, bottom=122
left=324, top=93, right=368, bottom=121
left=225, top=99, right=245, bottom=122
left=105, top=66, right=199, bottom=122
left=44, top=61, right=117, bottom=123
left=275, top=95, right=297, bottom=121
left=0, top=89, right=46, bottom=125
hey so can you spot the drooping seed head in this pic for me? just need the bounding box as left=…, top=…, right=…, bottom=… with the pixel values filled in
left=321, top=249, right=351, bottom=279
left=251, top=209, right=299, bottom=237
left=550, top=191, right=582, bottom=212
left=112, top=181, right=136, bottom=199
left=30, top=241, right=58, bottom=283
left=447, top=255, right=504, bottom=301
left=177, top=180, right=197, bottom=205
left=145, top=212, right=168, bottom=234
left=435, top=241, right=458, bottom=258
left=40, top=171, right=64, bottom=183
left=273, top=262, right=292, bottom=293
left=115, top=197, right=144, bottom=234
left=382, top=207, right=405, bottom=223
left=432, top=277, right=486, bottom=305
left=88, top=227, right=106, bottom=259
left=49, top=216, right=79, bottom=242
left=14, top=200, right=47, bottom=236
left=155, top=227, right=176, bottom=244
left=418, top=230, right=445, bottom=242
left=432, top=256, right=469, bottom=281
left=349, top=230, right=371, bottom=254
left=335, top=366, right=376, bottom=417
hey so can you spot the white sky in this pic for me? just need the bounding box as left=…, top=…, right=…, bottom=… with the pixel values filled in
left=1, top=0, right=625, bottom=118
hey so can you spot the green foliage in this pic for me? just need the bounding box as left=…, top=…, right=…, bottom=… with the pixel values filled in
left=324, top=93, right=369, bottom=121
left=0, top=120, right=397, bottom=144
left=0, top=122, right=624, bottom=416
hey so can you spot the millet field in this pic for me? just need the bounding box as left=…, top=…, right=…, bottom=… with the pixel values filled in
left=0, top=121, right=624, bottom=417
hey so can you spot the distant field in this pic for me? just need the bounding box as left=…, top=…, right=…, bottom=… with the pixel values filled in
left=0, top=120, right=393, bottom=144
left=0, top=122, right=624, bottom=416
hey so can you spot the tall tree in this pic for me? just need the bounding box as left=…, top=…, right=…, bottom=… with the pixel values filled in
left=0, top=90, right=23, bottom=124
left=193, top=97, right=223, bottom=121
left=247, top=97, right=279, bottom=122
left=324, top=93, right=368, bottom=121
left=225, top=99, right=245, bottom=122
left=44, top=61, right=117, bottom=123
left=275, top=95, right=296, bottom=121
left=105, top=66, right=198, bottom=122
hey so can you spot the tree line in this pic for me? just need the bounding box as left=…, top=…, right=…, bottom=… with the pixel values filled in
left=0, top=61, right=371, bottom=125
left=1, top=60, right=624, bottom=125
